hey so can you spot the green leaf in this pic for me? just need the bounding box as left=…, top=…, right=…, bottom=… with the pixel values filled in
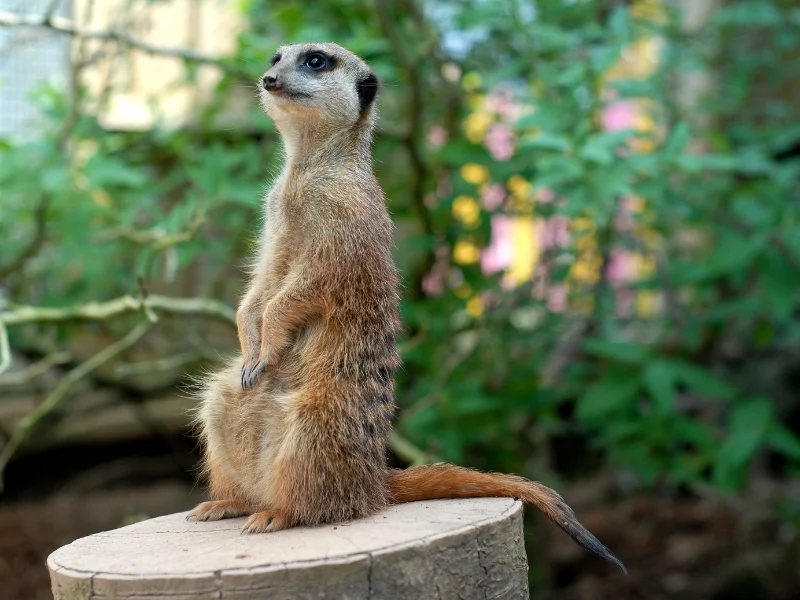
left=584, top=339, right=649, bottom=365
left=520, top=132, right=572, bottom=152
left=642, top=361, right=676, bottom=413
left=675, top=153, right=741, bottom=173
left=670, top=360, right=737, bottom=399
left=663, top=123, right=691, bottom=157
left=760, top=252, right=799, bottom=320
left=674, top=231, right=764, bottom=283
left=85, top=155, right=147, bottom=188
left=767, top=424, right=800, bottom=461
left=576, top=374, right=639, bottom=421
left=579, top=131, right=630, bottom=166
left=713, top=398, right=774, bottom=491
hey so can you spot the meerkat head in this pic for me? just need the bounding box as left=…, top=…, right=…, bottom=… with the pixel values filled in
left=259, top=42, right=379, bottom=136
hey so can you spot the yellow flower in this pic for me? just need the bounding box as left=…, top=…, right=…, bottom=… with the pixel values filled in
left=464, top=112, right=492, bottom=143
left=467, top=93, right=486, bottom=110
left=460, top=164, right=490, bottom=186
left=507, top=175, right=532, bottom=202
left=568, top=218, right=601, bottom=285
left=466, top=296, right=484, bottom=317
left=570, top=252, right=603, bottom=285
left=452, top=195, right=481, bottom=228
left=462, top=71, right=483, bottom=91
left=453, top=240, right=481, bottom=265
left=454, top=283, right=472, bottom=299
left=631, top=0, right=667, bottom=25
left=636, top=291, right=660, bottom=317
left=506, top=217, right=539, bottom=285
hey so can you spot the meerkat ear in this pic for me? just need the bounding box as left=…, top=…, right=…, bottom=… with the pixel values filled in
left=356, top=71, right=379, bottom=112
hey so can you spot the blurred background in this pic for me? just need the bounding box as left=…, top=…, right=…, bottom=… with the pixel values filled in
left=1, top=0, right=799, bottom=598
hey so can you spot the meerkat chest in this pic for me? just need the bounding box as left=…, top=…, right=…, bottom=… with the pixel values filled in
left=261, top=185, right=314, bottom=280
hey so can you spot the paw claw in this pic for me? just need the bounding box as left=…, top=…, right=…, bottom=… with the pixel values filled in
left=241, top=510, right=284, bottom=534
left=241, top=360, right=267, bottom=389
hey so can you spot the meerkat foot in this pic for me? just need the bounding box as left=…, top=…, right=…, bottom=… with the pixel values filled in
left=240, top=509, right=289, bottom=534
left=187, top=499, right=252, bottom=522
left=241, top=360, right=267, bottom=389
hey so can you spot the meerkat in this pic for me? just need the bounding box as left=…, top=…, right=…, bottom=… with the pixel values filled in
left=188, top=42, right=625, bottom=573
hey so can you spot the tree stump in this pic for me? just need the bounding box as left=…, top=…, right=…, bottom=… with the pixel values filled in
left=47, top=497, right=529, bottom=599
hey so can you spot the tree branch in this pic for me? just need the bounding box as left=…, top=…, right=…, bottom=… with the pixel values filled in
left=0, top=322, right=152, bottom=492
left=0, top=352, right=71, bottom=387
left=1, top=294, right=236, bottom=328
left=388, top=431, right=433, bottom=467
left=0, top=319, right=10, bottom=376
left=0, top=10, right=251, bottom=78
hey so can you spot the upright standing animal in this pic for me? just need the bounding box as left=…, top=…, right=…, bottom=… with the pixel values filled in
left=189, top=42, right=625, bottom=573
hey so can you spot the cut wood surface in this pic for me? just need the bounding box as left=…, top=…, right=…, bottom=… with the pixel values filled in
left=48, top=497, right=529, bottom=600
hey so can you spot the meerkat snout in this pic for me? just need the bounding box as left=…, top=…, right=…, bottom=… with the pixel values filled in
left=262, top=74, right=279, bottom=91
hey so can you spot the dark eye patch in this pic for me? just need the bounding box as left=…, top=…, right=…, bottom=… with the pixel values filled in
left=269, top=53, right=281, bottom=66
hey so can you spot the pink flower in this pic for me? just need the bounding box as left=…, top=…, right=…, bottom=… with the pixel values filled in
left=534, top=186, right=555, bottom=203
left=484, top=123, right=515, bottom=161
left=606, top=250, right=637, bottom=282
left=422, top=273, right=444, bottom=295
left=427, top=125, right=448, bottom=148
left=481, top=215, right=513, bottom=274
left=481, top=183, right=506, bottom=210
left=539, top=216, right=570, bottom=249
left=486, top=90, right=519, bottom=121
left=614, top=196, right=641, bottom=230
left=547, top=284, right=567, bottom=313
left=602, top=100, right=635, bottom=132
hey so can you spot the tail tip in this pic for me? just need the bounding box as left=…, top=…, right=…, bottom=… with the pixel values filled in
left=607, top=552, right=628, bottom=575
left=571, top=526, right=627, bottom=574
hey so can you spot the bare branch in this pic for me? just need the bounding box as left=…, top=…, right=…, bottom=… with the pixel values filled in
left=113, top=350, right=215, bottom=378
left=0, top=322, right=152, bottom=492
left=1, top=294, right=236, bottom=328
left=0, top=319, right=10, bottom=376
left=0, top=10, right=251, bottom=78
left=0, top=352, right=71, bottom=387
left=94, top=211, right=205, bottom=250
left=388, top=431, right=433, bottom=467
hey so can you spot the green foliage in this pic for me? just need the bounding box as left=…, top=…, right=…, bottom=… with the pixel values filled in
left=2, top=0, right=799, bottom=514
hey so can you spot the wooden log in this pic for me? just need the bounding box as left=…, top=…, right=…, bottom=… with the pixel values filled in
left=48, top=497, right=529, bottom=599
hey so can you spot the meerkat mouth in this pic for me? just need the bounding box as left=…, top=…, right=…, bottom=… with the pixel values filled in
left=267, top=87, right=312, bottom=101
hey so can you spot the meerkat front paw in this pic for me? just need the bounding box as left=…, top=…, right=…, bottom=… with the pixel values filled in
left=241, top=359, right=268, bottom=389
left=241, top=341, right=283, bottom=389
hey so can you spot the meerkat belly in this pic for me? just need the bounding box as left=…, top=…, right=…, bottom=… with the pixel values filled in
left=197, top=362, right=285, bottom=504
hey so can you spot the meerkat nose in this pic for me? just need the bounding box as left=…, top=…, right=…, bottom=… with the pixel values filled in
left=262, top=74, right=280, bottom=91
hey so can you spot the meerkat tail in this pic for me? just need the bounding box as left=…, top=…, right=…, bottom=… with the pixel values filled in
left=387, top=463, right=626, bottom=573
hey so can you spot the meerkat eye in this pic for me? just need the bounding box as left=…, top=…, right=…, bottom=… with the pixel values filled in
left=270, top=53, right=281, bottom=66
left=304, top=53, right=328, bottom=71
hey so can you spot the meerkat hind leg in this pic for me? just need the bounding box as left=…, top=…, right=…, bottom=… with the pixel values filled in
left=187, top=499, right=252, bottom=522
left=241, top=509, right=289, bottom=534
